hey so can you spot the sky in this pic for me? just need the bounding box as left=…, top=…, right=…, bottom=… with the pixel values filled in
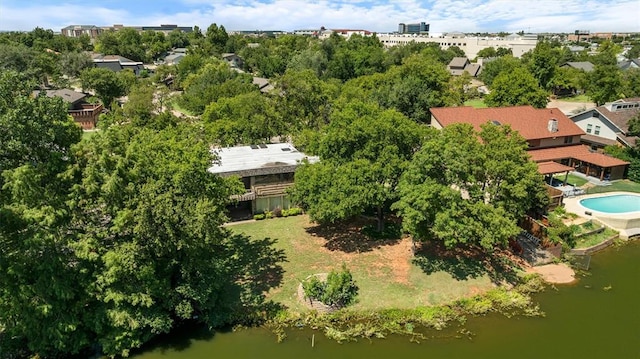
left=0, top=0, right=639, bottom=34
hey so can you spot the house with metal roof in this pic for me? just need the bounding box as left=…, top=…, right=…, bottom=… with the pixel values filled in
left=93, top=55, right=145, bottom=75
left=430, top=106, right=629, bottom=181
left=208, top=143, right=319, bottom=218
left=570, top=98, right=640, bottom=150
left=559, top=61, right=594, bottom=72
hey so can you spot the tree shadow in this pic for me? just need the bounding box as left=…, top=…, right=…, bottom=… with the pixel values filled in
left=305, top=217, right=402, bottom=253
left=412, top=241, right=521, bottom=286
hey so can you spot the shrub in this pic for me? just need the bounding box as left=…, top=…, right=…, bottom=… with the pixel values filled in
left=265, top=211, right=273, bottom=219
left=287, top=207, right=303, bottom=216
left=253, top=213, right=265, bottom=220
left=272, top=207, right=283, bottom=217
left=301, top=264, right=359, bottom=308
left=302, top=275, right=324, bottom=303
left=281, top=209, right=290, bottom=217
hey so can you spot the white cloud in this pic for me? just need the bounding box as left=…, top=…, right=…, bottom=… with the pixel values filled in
left=0, top=0, right=638, bottom=33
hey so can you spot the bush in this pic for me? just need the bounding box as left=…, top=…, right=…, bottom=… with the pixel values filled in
left=272, top=207, right=283, bottom=217
left=322, top=264, right=359, bottom=307
left=287, top=207, right=303, bottom=216
left=265, top=211, right=273, bottom=219
left=253, top=214, right=265, bottom=220
left=301, top=264, right=359, bottom=308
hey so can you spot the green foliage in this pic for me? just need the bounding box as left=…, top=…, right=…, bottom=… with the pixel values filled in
left=587, top=64, right=624, bottom=106
left=203, top=91, right=282, bottom=146
left=604, top=145, right=640, bottom=182
left=485, top=67, right=549, bottom=108
left=479, top=55, right=523, bottom=87
left=290, top=101, right=425, bottom=231
left=395, top=123, right=548, bottom=250
left=302, top=265, right=359, bottom=308
left=178, top=61, right=256, bottom=115
left=254, top=213, right=266, bottom=220
left=80, top=67, right=128, bottom=108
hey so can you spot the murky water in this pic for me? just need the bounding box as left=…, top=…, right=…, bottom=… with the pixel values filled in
left=134, top=241, right=640, bottom=359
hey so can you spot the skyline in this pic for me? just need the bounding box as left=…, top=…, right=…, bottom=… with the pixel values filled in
left=0, top=0, right=639, bottom=34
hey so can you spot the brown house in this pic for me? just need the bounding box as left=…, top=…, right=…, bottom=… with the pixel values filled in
left=34, top=89, right=103, bottom=130
left=430, top=106, right=629, bottom=181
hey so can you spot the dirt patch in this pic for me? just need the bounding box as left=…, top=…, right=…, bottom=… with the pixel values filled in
left=527, top=263, right=576, bottom=284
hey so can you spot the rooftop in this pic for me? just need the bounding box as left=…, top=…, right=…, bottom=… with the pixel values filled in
left=33, top=89, right=86, bottom=104
left=431, top=106, right=585, bottom=140
left=208, top=143, right=319, bottom=177
left=528, top=145, right=629, bottom=168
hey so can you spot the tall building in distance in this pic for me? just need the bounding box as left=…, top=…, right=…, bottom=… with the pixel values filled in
left=398, top=22, right=429, bottom=34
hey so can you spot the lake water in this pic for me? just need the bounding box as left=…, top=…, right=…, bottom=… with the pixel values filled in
left=133, top=241, right=640, bottom=359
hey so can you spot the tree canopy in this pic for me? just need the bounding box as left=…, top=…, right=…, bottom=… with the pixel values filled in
left=394, top=123, right=548, bottom=250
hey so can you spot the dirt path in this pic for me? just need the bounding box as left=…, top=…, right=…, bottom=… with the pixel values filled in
left=547, top=99, right=596, bottom=115
left=527, top=263, right=576, bottom=284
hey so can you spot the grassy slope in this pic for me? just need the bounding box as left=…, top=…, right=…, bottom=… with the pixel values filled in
left=231, top=216, right=494, bottom=312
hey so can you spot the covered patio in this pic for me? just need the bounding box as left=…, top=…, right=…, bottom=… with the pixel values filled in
left=529, top=145, right=629, bottom=181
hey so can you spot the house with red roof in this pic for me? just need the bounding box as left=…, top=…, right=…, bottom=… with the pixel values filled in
left=430, top=106, right=629, bottom=181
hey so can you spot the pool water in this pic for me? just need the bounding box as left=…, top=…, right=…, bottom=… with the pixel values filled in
left=580, top=194, right=640, bottom=214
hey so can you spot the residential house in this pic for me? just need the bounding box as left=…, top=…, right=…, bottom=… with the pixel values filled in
left=252, top=77, right=274, bottom=93
left=93, top=55, right=145, bottom=75
left=570, top=98, right=640, bottom=150
left=208, top=143, right=319, bottom=218
left=221, top=53, right=244, bottom=69
left=618, top=58, right=640, bottom=70
left=430, top=106, right=629, bottom=181
left=164, top=53, right=185, bottom=65
left=447, top=57, right=482, bottom=77
left=559, top=61, right=594, bottom=72
left=33, top=89, right=103, bottom=130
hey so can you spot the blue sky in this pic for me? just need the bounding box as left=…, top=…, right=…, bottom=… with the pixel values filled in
left=0, top=0, right=638, bottom=33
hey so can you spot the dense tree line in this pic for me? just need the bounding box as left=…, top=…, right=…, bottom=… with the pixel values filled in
left=0, top=71, right=285, bottom=357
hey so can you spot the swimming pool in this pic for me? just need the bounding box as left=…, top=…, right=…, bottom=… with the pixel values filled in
left=580, top=194, right=640, bottom=214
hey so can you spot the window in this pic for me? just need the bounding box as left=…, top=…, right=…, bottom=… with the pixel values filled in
left=586, top=124, right=593, bottom=133
left=594, top=125, right=601, bottom=135
left=564, top=136, right=573, bottom=144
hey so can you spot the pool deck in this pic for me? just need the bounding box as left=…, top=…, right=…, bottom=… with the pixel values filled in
left=563, top=192, right=640, bottom=239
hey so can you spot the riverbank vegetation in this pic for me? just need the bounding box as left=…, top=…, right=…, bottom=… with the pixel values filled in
left=267, top=274, right=546, bottom=343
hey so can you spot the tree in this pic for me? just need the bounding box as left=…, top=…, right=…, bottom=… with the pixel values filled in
left=478, top=55, right=524, bottom=87
left=394, top=123, right=548, bottom=250
left=59, top=51, right=93, bottom=78
left=587, top=65, right=624, bottom=106
left=205, top=23, right=229, bottom=55
left=0, top=70, right=85, bottom=357
left=476, top=47, right=497, bottom=58
left=80, top=67, right=127, bottom=108
left=527, top=41, right=560, bottom=91
left=202, top=92, right=282, bottom=146
left=177, top=61, right=256, bottom=115
left=290, top=101, right=425, bottom=232
left=485, top=67, right=548, bottom=108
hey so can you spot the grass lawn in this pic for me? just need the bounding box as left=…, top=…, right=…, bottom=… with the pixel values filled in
left=231, top=215, right=501, bottom=313
left=574, top=227, right=618, bottom=249
left=464, top=98, right=488, bottom=108
left=82, top=130, right=98, bottom=141
left=170, top=99, right=196, bottom=117
left=557, top=94, right=592, bottom=102
left=586, top=180, right=640, bottom=194
left=553, top=173, right=588, bottom=187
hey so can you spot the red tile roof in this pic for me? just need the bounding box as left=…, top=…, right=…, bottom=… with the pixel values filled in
left=528, top=145, right=629, bottom=168
left=431, top=106, right=585, bottom=140
left=537, top=161, right=575, bottom=175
